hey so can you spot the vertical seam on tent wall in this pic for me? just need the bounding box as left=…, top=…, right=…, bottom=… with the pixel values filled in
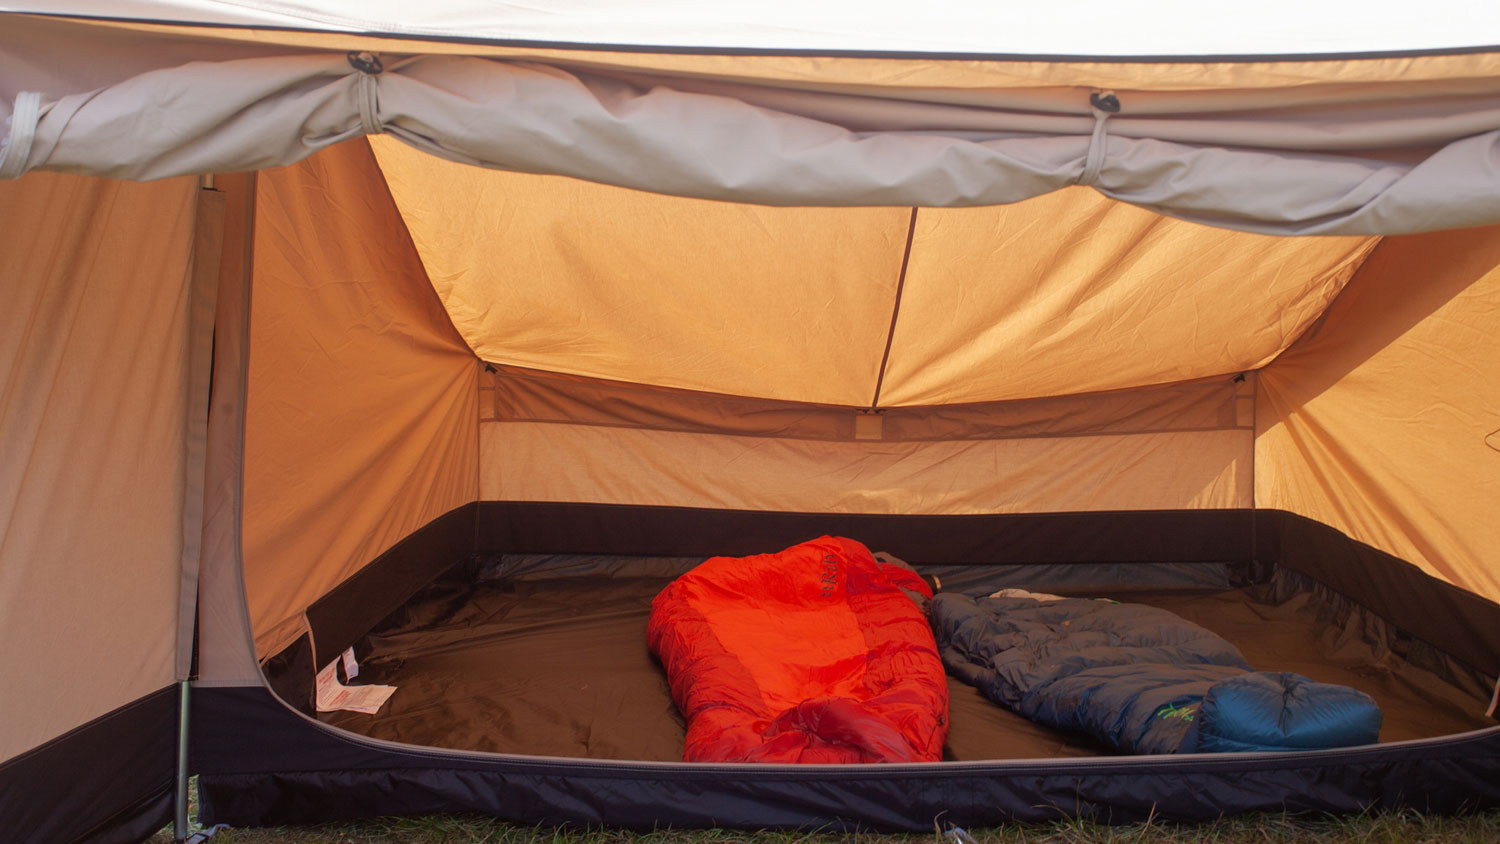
left=231, top=172, right=262, bottom=679
left=1249, top=236, right=1384, bottom=577
left=476, top=386, right=484, bottom=512
left=1258, top=236, right=1385, bottom=371
left=1250, top=373, right=1259, bottom=573
left=869, top=207, right=919, bottom=410
left=362, top=136, right=486, bottom=514
left=176, top=184, right=226, bottom=680
left=364, top=138, right=481, bottom=361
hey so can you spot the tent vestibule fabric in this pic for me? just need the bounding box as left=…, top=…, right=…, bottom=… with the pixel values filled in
left=0, top=170, right=215, bottom=844
left=1257, top=225, right=1500, bottom=605
left=3, top=7, right=1500, bottom=844
left=243, top=137, right=478, bottom=659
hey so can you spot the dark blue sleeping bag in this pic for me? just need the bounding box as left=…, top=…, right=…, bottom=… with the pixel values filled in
left=932, top=591, right=1381, bottom=754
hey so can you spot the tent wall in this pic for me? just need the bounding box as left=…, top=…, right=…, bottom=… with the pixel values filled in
left=478, top=380, right=1254, bottom=514
left=1256, top=224, right=1500, bottom=607
left=0, top=171, right=206, bottom=843
left=241, top=141, right=479, bottom=660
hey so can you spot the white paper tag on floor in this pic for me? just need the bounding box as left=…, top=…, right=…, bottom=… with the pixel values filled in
left=341, top=646, right=360, bottom=680
left=315, top=659, right=396, bottom=715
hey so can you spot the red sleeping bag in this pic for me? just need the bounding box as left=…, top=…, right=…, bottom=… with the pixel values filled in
left=647, top=536, right=949, bottom=763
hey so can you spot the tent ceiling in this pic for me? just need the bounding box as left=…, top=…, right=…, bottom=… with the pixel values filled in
left=371, top=136, right=1378, bottom=406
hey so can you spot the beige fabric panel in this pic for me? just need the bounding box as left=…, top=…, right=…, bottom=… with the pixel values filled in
left=373, top=136, right=909, bottom=406
left=377, top=132, right=1372, bottom=404
left=174, top=186, right=225, bottom=679
left=243, top=140, right=479, bottom=660
left=0, top=171, right=198, bottom=761
left=880, top=193, right=1377, bottom=405
left=196, top=172, right=266, bottom=686
left=480, top=422, right=1251, bottom=514
left=1256, top=226, right=1500, bottom=604
left=39, top=16, right=1500, bottom=95
left=484, top=364, right=1250, bottom=441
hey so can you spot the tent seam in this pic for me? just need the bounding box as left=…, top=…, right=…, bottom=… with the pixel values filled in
left=1254, top=236, right=1385, bottom=372
left=478, top=417, right=1251, bottom=444
left=869, top=207, right=918, bottom=410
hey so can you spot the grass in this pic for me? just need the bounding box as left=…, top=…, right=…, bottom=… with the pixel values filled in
left=153, top=805, right=1500, bottom=844
left=151, top=772, right=1500, bottom=843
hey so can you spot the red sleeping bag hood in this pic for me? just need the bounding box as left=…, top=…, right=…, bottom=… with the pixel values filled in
left=647, top=536, right=949, bottom=763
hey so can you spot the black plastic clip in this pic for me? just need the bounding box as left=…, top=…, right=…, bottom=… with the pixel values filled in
left=1090, top=91, right=1121, bottom=113
left=347, top=51, right=384, bottom=75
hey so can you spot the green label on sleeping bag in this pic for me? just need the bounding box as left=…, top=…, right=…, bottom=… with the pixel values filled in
left=1156, top=703, right=1197, bottom=722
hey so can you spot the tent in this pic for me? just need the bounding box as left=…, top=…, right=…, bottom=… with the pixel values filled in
left=3, top=4, right=1500, bottom=843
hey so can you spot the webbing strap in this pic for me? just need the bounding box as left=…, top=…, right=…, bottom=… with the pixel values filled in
left=1078, top=91, right=1120, bottom=188
left=0, top=92, right=41, bottom=179
left=348, top=52, right=384, bottom=136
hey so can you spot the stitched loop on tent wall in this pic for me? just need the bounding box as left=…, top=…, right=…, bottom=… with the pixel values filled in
left=0, top=91, right=40, bottom=180
left=347, top=52, right=384, bottom=136
left=1078, top=91, right=1120, bottom=188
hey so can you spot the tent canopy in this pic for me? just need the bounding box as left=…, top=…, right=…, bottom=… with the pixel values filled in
left=11, top=0, right=1500, bottom=54
left=3, top=8, right=1500, bottom=843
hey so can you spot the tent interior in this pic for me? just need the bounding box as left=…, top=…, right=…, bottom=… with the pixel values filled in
left=5, top=10, right=1500, bottom=841
left=216, top=130, right=1500, bottom=763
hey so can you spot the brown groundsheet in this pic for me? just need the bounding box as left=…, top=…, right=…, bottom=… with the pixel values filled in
left=320, top=576, right=1492, bottom=761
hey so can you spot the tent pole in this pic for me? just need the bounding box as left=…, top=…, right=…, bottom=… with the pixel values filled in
left=174, top=679, right=191, bottom=842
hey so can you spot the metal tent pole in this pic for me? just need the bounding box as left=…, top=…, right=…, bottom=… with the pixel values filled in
left=175, top=680, right=191, bottom=842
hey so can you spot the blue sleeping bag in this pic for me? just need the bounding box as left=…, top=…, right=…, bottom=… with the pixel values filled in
left=932, top=591, right=1381, bottom=754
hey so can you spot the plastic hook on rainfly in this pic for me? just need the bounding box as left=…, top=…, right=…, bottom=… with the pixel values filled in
left=346, top=50, right=384, bottom=75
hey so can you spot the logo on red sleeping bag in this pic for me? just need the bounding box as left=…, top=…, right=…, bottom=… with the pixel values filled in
left=820, top=553, right=839, bottom=598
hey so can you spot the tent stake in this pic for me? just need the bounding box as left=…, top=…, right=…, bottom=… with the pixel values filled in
left=175, top=680, right=191, bottom=842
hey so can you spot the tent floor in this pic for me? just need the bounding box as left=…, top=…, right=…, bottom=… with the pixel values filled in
left=316, top=568, right=1492, bottom=761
